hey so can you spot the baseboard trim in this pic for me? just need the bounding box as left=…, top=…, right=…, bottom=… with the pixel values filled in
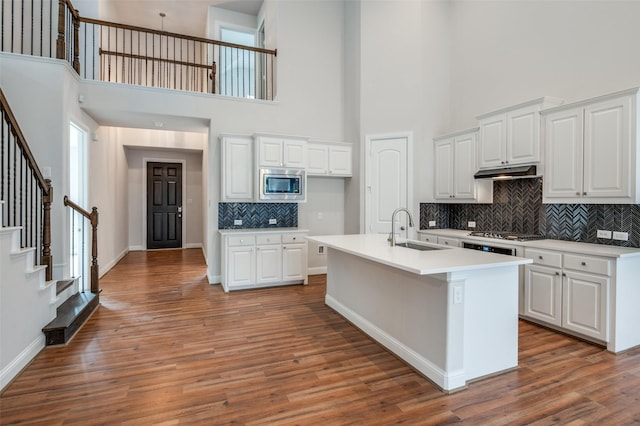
left=308, top=266, right=327, bottom=275
left=99, top=248, right=129, bottom=278
left=1, top=335, right=44, bottom=392
left=208, top=273, right=221, bottom=285
left=184, top=243, right=202, bottom=249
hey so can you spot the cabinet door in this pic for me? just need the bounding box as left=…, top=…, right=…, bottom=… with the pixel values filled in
left=583, top=95, right=632, bottom=199
left=256, top=244, right=282, bottom=284
left=563, top=270, right=609, bottom=341
left=228, top=246, right=255, bottom=288
left=328, top=145, right=352, bottom=176
left=306, top=144, right=328, bottom=175
left=453, top=134, right=476, bottom=199
left=221, top=136, right=253, bottom=201
left=523, top=264, right=562, bottom=326
left=282, top=243, right=307, bottom=281
left=283, top=139, right=306, bottom=168
left=434, top=139, right=454, bottom=199
left=258, top=136, right=284, bottom=167
left=543, top=108, right=584, bottom=199
left=507, top=106, right=540, bottom=165
left=478, top=115, right=506, bottom=168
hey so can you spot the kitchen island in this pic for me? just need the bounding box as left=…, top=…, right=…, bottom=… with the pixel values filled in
left=308, top=234, right=532, bottom=392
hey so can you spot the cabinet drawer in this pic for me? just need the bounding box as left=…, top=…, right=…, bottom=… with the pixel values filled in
left=227, top=235, right=256, bottom=247
left=257, top=234, right=281, bottom=245
left=525, top=248, right=562, bottom=268
left=437, top=236, right=459, bottom=247
left=420, top=234, right=437, bottom=244
left=564, top=254, right=611, bottom=276
left=282, top=233, right=306, bottom=244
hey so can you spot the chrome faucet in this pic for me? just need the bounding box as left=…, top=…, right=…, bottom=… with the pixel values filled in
left=388, top=207, right=415, bottom=246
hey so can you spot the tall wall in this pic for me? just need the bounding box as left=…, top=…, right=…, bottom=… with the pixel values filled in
left=447, top=0, right=640, bottom=131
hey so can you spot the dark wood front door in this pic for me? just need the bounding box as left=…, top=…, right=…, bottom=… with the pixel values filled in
left=147, top=162, right=182, bottom=249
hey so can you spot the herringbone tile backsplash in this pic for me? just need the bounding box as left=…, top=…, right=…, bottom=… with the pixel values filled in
left=420, top=178, right=640, bottom=247
left=219, top=203, right=298, bottom=229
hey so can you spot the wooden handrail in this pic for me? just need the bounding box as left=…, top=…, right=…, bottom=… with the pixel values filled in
left=1, top=88, right=53, bottom=281
left=80, top=16, right=277, bottom=56
left=64, top=196, right=99, bottom=293
left=99, top=49, right=212, bottom=70
left=0, top=90, right=51, bottom=196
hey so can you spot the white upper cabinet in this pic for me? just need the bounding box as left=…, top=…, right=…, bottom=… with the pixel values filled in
left=307, top=142, right=352, bottom=177
left=434, top=129, right=492, bottom=203
left=543, top=88, right=639, bottom=204
left=221, top=135, right=254, bottom=201
left=256, top=135, right=307, bottom=168
left=477, top=97, right=563, bottom=169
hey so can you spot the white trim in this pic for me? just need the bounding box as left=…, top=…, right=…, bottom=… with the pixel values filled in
left=307, top=266, right=327, bottom=275
left=0, top=335, right=44, bottom=392
left=184, top=243, right=202, bottom=249
left=99, top=248, right=129, bottom=278
left=325, top=294, right=465, bottom=392
left=208, top=273, right=222, bottom=285
left=142, top=158, right=188, bottom=250
left=363, top=131, right=414, bottom=236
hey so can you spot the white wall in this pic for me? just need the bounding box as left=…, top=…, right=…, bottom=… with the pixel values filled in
left=448, top=0, right=640, bottom=131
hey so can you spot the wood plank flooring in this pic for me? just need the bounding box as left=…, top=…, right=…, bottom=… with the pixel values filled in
left=2, top=248, right=640, bottom=425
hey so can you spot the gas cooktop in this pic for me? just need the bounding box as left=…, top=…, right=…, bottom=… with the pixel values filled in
left=468, top=231, right=545, bottom=242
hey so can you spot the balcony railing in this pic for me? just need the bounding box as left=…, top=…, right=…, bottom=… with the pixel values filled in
left=1, top=0, right=277, bottom=100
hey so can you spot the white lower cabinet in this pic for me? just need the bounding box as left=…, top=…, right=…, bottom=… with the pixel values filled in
left=418, top=233, right=460, bottom=248
left=221, top=230, right=308, bottom=292
left=524, top=248, right=610, bottom=342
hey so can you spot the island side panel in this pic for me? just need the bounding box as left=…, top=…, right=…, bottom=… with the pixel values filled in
left=460, top=265, right=519, bottom=381
left=324, top=248, right=462, bottom=390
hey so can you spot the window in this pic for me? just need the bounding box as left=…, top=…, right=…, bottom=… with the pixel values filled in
left=219, top=27, right=256, bottom=98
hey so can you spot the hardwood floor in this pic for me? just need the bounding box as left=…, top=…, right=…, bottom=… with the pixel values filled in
left=2, top=248, right=640, bottom=425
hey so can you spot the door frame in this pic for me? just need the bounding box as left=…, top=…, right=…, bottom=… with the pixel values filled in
left=362, top=131, right=414, bottom=235
left=142, top=157, right=187, bottom=250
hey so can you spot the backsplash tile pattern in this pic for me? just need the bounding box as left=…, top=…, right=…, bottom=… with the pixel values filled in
left=420, top=178, right=640, bottom=248
left=219, top=203, right=298, bottom=229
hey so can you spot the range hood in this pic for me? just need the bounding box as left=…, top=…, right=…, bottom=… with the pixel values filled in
left=474, top=165, right=537, bottom=180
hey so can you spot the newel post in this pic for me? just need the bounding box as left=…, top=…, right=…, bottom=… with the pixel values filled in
left=56, top=0, right=66, bottom=60
left=210, top=61, right=217, bottom=94
left=73, top=10, right=80, bottom=74
left=42, top=180, right=53, bottom=281
left=90, top=207, right=99, bottom=293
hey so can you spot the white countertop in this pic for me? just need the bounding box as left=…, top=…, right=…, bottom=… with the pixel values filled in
left=308, top=234, right=531, bottom=276
left=219, top=227, right=308, bottom=235
left=418, top=229, right=640, bottom=258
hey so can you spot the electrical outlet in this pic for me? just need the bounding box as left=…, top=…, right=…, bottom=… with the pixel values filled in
left=468, top=221, right=476, bottom=228
left=233, top=219, right=242, bottom=226
left=597, top=229, right=612, bottom=239
left=428, top=220, right=436, bottom=227
left=453, top=286, right=463, bottom=304
left=318, top=245, right=325, bottom=255
left=613, top=231, right=629, bottom=241
left=269, top=218, right=277, bottom=225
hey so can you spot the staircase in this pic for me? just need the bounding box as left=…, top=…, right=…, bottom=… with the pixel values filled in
left=42, top=284, right=99, bottom=346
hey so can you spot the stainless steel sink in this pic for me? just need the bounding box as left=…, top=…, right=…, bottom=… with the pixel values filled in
left=394, top=242, right=441, bottom=251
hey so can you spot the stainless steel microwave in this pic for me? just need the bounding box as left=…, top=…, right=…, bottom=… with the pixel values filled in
left=259, top=168, right=306, bottom=202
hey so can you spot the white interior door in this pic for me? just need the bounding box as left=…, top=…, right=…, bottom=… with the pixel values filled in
left=365, top=133, right=412, bottom=236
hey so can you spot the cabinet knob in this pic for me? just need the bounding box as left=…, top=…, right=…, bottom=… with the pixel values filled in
left=581, top=261, right=587, bottom=266
left=538, top=255, right=543, bottom=260
left=283, top=246, right=287, bottom=250
left=501, top=161, right=505, bottom=164
left=562, top=273, right=567, bottom=277
left=555, top=272, right=560, bottom=275
left=583, top=192, right=587, bottom=196
left=293, top=237, right=297, bottom=240
left=444, top=241, right=449, bottom=245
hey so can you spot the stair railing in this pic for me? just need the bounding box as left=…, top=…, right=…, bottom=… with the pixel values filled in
left=63, top=196, right=99, bottom=293
left=1, top=88, right=53, bottom=281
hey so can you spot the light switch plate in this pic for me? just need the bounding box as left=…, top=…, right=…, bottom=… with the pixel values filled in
left=468, top=221, right=476, bottom=228
left=428, top=220, right=436, bottom=227
left=269, top=218, right=277, bottom=225
left=613, top=231, right=629, bottom=241
left=233, top=219, right=242, bottom=226
left=597, top=229, right=612, bottom=239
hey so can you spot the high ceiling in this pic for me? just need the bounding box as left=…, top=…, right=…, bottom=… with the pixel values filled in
left=81, top=0, right=263, bottom=38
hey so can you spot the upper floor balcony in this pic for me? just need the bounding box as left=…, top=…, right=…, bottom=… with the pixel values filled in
left=1, top=0, right=277, bottom=101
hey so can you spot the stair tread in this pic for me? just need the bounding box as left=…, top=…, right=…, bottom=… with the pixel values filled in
left=56, top=279, right=75, bottom=295
left=43, top=292, right=99, bottom=331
